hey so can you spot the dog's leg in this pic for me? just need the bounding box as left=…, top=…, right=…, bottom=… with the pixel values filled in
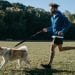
left=23, top=57, right=31, bottom=69
left=19, top=58, right=25, bottom=69
left=16, top=59, right=20, bottom=69
left=25, top=59, right=30, bottom=65
left=0, top=56, right=5, bottom=69
left=0, top=56, right=9, bottom=70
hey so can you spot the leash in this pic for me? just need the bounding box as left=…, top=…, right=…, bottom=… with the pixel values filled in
left=14, top=30, right=43, bottom=47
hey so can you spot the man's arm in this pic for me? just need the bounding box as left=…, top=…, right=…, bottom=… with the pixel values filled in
left=60, top=16, right=72, bottom=34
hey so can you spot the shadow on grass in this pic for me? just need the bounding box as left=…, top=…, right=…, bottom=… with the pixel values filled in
left=0, top=68, right=75, bottom=75
left=62, top=46, right=75, bottom=51
left=26, top=68, right=75, bottom=75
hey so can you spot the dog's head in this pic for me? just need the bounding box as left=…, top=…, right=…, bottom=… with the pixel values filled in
left=0, top=47, right=8, bottom=55
left=0, top=47, right=4, bottom=55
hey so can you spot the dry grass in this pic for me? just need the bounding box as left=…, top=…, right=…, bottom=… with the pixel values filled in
left=0, top=41, right=75, bottom=75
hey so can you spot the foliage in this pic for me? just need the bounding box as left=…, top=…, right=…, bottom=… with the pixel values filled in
left=0, top=1, right=75, bottom=40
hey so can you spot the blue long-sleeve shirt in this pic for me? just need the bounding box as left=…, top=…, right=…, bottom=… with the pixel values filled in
left=48, top=11, right=72, bottom=38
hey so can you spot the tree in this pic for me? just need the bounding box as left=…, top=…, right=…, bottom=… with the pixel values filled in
left=0, top=0, right=12, bottom=10
left=64, top=10, right=74, bottom=22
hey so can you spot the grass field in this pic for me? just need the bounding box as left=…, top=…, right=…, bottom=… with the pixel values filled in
left=0, top=41, right=75, bottom=75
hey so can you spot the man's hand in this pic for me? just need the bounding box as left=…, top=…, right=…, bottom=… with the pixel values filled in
left=42, top=28, right=48, bottom=32
left=58, top=31, right=63, bottom=36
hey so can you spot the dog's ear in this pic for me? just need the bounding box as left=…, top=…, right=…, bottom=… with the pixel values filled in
left=0, top=47, right=3, bottom=50
left=0, top=47, right=8, bottom=50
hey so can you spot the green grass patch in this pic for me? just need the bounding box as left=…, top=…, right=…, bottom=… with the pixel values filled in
left=0, top=41, right=75, bottom=75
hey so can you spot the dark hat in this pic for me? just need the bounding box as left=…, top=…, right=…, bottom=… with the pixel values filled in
left=49, top=3, right=59, bottom=8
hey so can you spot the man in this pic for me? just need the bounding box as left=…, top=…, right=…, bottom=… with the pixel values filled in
left=41, top=3, right=71, bottom=68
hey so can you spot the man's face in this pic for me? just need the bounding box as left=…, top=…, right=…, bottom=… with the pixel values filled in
left=50, top=7, right=57, bottom=15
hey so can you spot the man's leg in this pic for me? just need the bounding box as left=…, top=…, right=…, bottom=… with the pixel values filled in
left=58, top=44, right=63, bottom=51
left=41, top=40, right=57, bottom=68
left=41, top=43, right=57, bottom=68
left=48, top=43, right=57, bottom=65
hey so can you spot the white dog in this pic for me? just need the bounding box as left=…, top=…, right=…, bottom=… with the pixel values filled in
left=0, top=46, right=30, bottom=69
